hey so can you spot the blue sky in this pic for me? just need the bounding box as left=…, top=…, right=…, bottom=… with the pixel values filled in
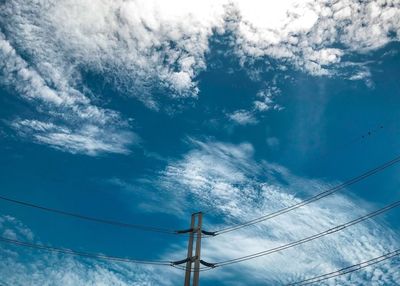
left=1, top=0, right=400, bottom=285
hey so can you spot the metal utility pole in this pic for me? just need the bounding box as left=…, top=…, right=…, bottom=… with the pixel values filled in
left=184, top=214, right=195, bottom=285
left=193, top=212, right=202, bottom=286
left=184, top=212, right=203, bottom=286
left=173, top=212, right=215, bottom=286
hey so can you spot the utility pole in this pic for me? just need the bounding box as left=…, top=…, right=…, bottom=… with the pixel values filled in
left=173, top=212, right=215, bottom=286
left=184, top=214, right=195, bottom=285
left=193, top=212, right=202, bottom=286
left=184, top=212, right=202, bottom=286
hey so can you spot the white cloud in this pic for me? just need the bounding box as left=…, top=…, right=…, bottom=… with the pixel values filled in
left=228, top=110, right=257, bottom=125
left=0, top=215, right=178, bottom=286
left=0, top=32, right=65, bottom=106
left=227, top=79, right=283, bottom=125
left=12, top=120, right=135, bottom=156
left=231, top=0, right=400, bottom=76
left=2, top=0, right=399, bottom=101
left=0, top=215, right=34, bottom=242
left=1, top=0, right=399, bottom=153
left=0, top=251, right=171, bottom=286
left=0, top=31, right=136, bottom=155
left=254, top=81, right=283, bottom=112
left=154, top=140, right=400, bottom=285
left=1, top=0, right=227, bottom=101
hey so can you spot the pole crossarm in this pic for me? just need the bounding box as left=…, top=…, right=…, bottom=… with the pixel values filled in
left=176, top=228, right=194, bottom=234
left=176, top=228, right=215, bottom=236
left=172, top=257, right=193, bottom=265
left=199, top=260, right=216, bottom=268
left=201, top=230, right=216, bottom=236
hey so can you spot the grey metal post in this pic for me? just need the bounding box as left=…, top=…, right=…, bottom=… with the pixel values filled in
left=193, top=212, right=202, bottom=286
left=184, top=214, right=195, bottom=286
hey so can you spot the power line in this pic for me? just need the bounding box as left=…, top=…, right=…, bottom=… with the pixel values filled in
left=0, top=194, right=181, bottom=235
left=287, top=248, right=400, bottom=285
left=214, top=155, right=400, bottom=235
left=3, top=154, right=398, bottom=239
left=0, top=236, right=172, bottom=266
left=212, top=200, right=400, bottom=267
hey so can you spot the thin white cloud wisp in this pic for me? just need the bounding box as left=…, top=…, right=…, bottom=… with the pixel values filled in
left=0, top=215, right=178, bottom=286
left=156, top=140, right=400, bottom=285
left=1, top=0, right=400, bottom=154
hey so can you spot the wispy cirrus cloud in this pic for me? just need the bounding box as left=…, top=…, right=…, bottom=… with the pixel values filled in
left=0, top=215, right=34, bottom=242
left=0, top=215, right=178, bottom=286
left=2, top=0, right=399, bottom=100
left=0, top=0, right=227, bottom=102
left=228, top=79, right=284, bottom=125
left=12, top=120, right=135, bottom=155
left=228, top=110, right=258, bottom=125
left=1, top=0, right=399, bottom=154
left=0, top=31, right=136, bottom=156
left=229, top=0, right=400, bottom=77
left=150, top=139, right=400, bottom=285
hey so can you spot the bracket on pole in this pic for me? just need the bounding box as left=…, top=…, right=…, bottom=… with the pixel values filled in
left=200, top=260, right=216, bottom=268
left=201, top=230, right=216, bottom=236
left=176, top=228, right=194, bottom=234
left=172, top=258, right=191, bottom=266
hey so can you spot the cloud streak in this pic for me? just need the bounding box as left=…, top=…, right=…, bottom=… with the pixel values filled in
left=0, top=31, right=136, bottom=155
left=3, top=0, right=398, bottom=92
left=1, top=0, right=399, bottom=154
left=153, top=139, right=400, bottom=285
left=0, top=215, right=179, bottom=286
left=12, top=120, right=135, bottom=155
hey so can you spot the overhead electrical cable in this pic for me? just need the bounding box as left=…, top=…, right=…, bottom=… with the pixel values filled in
left=214, top=155, right=400, bottom=235
left=0, top=194, right=181, bottom=235
left=212, top=200, right=400, bottom=267
left=287, top=248, right=400, bottom=285
left=0, top=236, right=216, bottom=271
left=0, top=236, right=172, bottom=266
